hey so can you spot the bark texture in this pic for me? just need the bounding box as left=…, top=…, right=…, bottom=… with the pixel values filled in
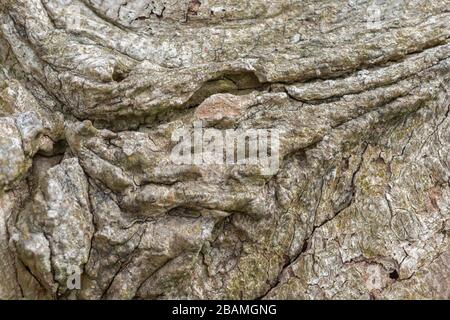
left=0, top=0, right=449, bottom=299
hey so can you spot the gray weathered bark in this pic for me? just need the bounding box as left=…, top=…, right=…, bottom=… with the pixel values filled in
left=0, top=0, right=448, bottom=299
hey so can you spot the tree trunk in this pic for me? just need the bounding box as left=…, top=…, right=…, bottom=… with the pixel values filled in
left=0, top=0, right=448, bottom=299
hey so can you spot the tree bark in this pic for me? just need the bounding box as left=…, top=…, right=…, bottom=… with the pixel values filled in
left=0, top=0, right=448, bottom=299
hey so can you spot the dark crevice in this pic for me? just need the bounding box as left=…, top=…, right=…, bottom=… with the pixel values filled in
left=112, top=69, right=128, bottom=83
left=389, top=270, right=399, bottom=280
left=185, top=71, right=269, bottom=108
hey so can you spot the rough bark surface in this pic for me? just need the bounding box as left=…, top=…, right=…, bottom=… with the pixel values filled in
left=0, top=0, right=449, bottom=300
